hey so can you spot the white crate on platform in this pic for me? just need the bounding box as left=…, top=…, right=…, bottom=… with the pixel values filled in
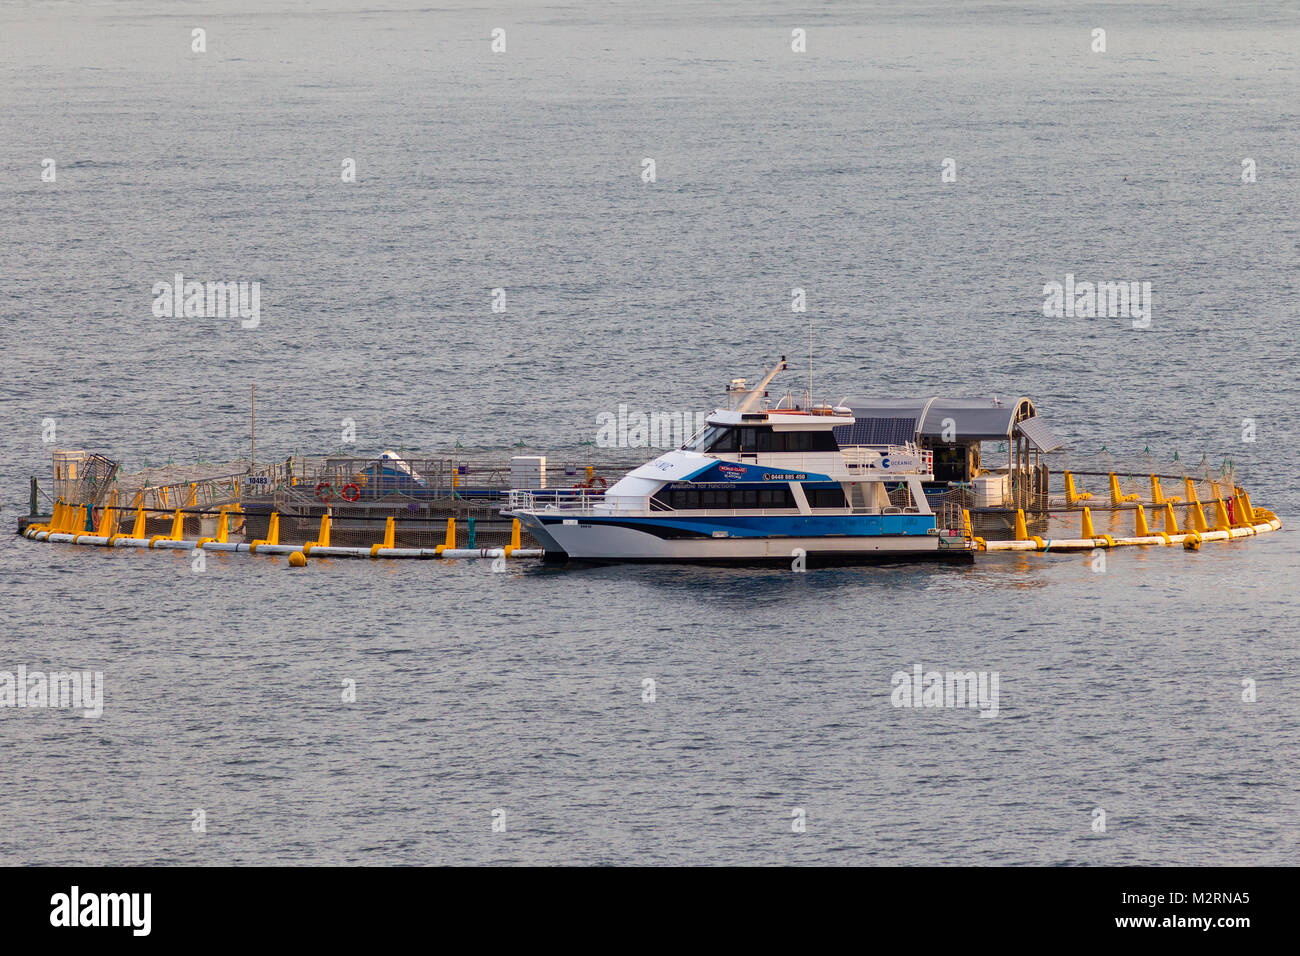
left=509, top=456, right=547, bottom=490
left=972, top=473, right=1009, bottom=508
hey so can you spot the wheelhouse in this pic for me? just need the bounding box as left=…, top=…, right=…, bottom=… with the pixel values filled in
left=684, top=425, right=840, bottom=454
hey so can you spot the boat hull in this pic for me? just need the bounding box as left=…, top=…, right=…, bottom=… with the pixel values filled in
left=514, top=512, right=972, bottom=566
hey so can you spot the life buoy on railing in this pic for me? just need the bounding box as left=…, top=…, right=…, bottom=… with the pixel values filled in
left=572, top=475, right=608, bottom=491
left=341, top=483, right=361, bottom=502
left=315, top=482, right=334, bottom=502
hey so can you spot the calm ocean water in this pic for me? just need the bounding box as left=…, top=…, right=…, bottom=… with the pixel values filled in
left=1, top=0, right=1297, bottom=865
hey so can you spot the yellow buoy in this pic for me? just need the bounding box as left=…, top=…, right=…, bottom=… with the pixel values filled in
left=288, top=551, right=307, bottom=567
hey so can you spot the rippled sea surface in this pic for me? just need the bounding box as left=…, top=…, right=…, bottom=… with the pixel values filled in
left=1, top=0, right=1297, bottom=865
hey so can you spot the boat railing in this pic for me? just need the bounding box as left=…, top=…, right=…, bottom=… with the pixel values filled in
left=507, top=488, right=610, bottom=512
left=840, top=443, right=933, bottom=475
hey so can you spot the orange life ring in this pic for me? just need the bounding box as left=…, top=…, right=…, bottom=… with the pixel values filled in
left=315, top=482, right=334, bottom=502
left=341, top=483, right=361, bottom=502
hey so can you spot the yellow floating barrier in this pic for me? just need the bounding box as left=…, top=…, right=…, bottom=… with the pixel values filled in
left=250, top=512, right=280, bottom=553
left=148, top=509, right=186, bottom=548
left=370, top=516, right=397, bottom=557
left=1162, top=502, right=1179, bottom=535
left=435, top=517, right=456, bottom=554
left=1213, top=498, right=1232, bottom=533
left=503, top=517, right=522, bottom=558
left=1150, top=474, right=1182, bottom=505
left=303, top=511, right=332, bottom=554
left=1233, top=490, right=1253, bottom=530
left=1064, top=471, right=1093, bottom=506
left=1109, top=474, right=1140, bottom=505
left=94, top=496, right=118, bottom=538
left=1012, top=508, right=1043, bottom=548
left=198, top=505, right=233, bottom=547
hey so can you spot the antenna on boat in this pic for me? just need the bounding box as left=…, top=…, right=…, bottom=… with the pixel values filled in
left=808, top=312, right=813, bottom=411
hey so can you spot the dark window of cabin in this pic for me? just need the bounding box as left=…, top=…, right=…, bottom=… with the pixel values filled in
left=771, top=430, right=836, bottom=451
left=810, top=488, right=847, bottom=509
left=759, top=487, right=794, bottom=508
left=709, top=429, right=738, bottom=452
left=672, top=489, right=699, bottom=509
left=659, top=483, right=797, bottom=510
left=702, top=427, right=838, bottom=454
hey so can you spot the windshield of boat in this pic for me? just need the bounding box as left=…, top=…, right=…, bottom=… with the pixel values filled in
left=683, top=425, right=726, bottom=451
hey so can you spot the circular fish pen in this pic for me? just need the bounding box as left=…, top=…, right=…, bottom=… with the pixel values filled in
left=16, top=445, right=1282, bottom=565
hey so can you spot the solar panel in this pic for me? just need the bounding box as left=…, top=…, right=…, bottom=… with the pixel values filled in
left=833, top=417, right=917, bottom=446
left=1015, top=417, right=1064, bottom=452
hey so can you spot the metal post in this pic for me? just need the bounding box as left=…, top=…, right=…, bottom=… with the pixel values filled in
left=30, top=477, right=39, bottom=516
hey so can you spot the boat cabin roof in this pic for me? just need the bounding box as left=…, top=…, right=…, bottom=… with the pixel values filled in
left=706, top=408, right=854, bottom=429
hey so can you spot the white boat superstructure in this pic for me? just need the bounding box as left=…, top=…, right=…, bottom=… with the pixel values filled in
left=506, top=358, right=973, bottom=566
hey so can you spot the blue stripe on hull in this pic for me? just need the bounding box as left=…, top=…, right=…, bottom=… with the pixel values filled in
left=540, top=512, right=935, bottom=539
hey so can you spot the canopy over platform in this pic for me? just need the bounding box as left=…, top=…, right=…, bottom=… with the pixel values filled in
left=836, top=397, right=1043, bottom=445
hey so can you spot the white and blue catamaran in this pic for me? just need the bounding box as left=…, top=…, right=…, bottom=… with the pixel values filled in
left=507, top=359, right=974, bottom=565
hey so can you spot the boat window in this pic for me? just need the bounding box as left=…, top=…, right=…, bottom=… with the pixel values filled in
left=697, top=427, right=838, bottom=453
left=809, top=488, right=847, bottom=509
left=684, top=426, right=725, bottom=451
left=710, top=429, right=739, bottom=452
left=659, top=483, right=795, bottom=510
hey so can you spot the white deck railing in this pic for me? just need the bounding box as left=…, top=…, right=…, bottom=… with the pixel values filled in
left=839, top=444, right=932, bottom=475
left=507, top=489, right=612, bottom=512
